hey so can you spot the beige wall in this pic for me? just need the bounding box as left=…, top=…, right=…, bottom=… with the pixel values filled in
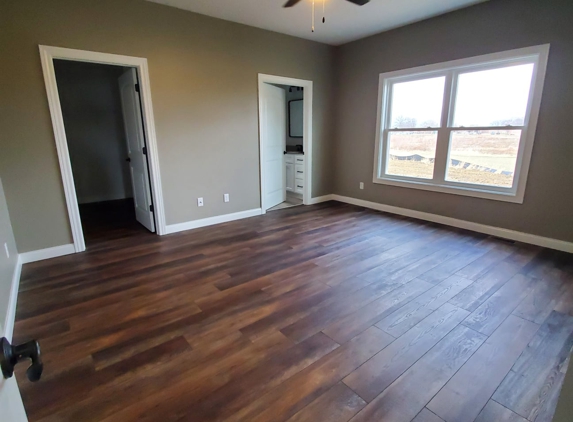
left=332, top=0, right=573, bottom=242
left=0, top=0, right=335, bottom=252
left=54, top=60, right=133, bottom=204
left=0, top=179, right=18, bottom=336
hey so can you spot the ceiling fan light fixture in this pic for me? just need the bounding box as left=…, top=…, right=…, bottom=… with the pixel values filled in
left=283, top=0, right=370, bottom=7
left=283, top=0, right=370, bottom=32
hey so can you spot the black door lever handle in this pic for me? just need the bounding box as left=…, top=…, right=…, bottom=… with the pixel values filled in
left=1, top=337, right=43, bottom=382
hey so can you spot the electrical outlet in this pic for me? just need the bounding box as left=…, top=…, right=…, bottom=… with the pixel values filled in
left=4, top=243, right=9, bottom=258
left=197, top=197, right=204, bottom=207
left=224, top=194, right=230, bottom=203
left=359, top=182, right=364, bottom=190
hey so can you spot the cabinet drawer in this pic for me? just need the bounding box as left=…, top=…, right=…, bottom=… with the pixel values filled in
left=295, top=164, right=304, bottom=176
left=295, top=180, right=304, bottom=194
left=294, top=156, right=305, bottom=164
left=285, top=155, right=295, bottom=164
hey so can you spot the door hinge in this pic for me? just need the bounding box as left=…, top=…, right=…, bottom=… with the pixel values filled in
left=142, top=146, right=147, bottom=155
left=135, top=83, right=140, bottom=93
left=149, top=204, right=154, bottom=213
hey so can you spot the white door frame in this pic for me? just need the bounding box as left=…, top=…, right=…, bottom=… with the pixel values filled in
left=39, top=45, right=166, bottom=253
left=258, top=74, right=313, bottom=213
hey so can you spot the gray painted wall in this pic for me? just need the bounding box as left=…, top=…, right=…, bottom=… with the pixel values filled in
left=333, top=0, right=573, bottom=242
left=0, top=179, right=18, bottom=337
left=54, top=60, right=133, bottom=204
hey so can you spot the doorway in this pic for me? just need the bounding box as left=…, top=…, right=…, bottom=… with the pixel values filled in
left=52, top=60, right=154, bottom=246
left=258, top=74, right=313, bottom=213
left=39, top=46, right=166, bottom=253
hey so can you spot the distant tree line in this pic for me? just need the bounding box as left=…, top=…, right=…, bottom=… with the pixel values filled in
left=392, top=115, right=524, bottom=129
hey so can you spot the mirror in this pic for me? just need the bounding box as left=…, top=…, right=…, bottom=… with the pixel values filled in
left=289, top=100, right=303, bottom=138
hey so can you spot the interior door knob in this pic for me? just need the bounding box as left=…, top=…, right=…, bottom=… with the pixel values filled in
left=0, top=337, right=43, bottom=382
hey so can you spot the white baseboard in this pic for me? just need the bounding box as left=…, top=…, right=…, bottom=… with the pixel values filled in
left=3, top=256, right=22, bottom=342
left=164, top=208, right=263, bottom=235
left=332, top=194, right=573, bottom=253
left=307, top=194, right=335, bottom=205
left=20, top=244, right=76, bottom=264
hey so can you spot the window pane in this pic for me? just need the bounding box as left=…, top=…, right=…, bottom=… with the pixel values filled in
left=453, top=64, right=534, bottom=127
left=386, top=131, right=437, bottom=179
left=446, top=130, right=521, bottom=187
left=390, top=77, right=445, bottom=128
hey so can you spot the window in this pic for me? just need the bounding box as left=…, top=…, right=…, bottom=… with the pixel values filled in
left=373, top=45, right=549, bottom=203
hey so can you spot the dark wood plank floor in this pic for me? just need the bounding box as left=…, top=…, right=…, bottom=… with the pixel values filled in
left=13, top=201, right=573, bottom=422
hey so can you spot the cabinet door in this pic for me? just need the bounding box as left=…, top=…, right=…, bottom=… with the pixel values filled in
left=286, top=163, right=294, bottom=192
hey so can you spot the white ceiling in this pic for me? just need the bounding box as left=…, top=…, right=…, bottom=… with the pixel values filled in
left=147, top=0, right=487, bottom=45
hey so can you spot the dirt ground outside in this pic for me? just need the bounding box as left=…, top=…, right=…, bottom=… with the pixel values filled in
left=387, top=159, right=514, bottom=187
left=387, top=130, right=519, bottom=187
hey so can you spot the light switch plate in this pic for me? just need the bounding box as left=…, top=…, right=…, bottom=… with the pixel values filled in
left=360, top=182, right=364, bottom=190
left=197, top=197, right=204, bottom=207
left=224, top=194, right=230, bottom=203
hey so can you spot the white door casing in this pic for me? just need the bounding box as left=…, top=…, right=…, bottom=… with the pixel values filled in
left=261, top=83, right=287, bottom=211
left=118, top=69, right=155, bottom=232
left=39, top=45, right=166, bottom=253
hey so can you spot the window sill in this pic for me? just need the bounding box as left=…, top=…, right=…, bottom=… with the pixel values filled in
left=372, top=176, right=524, bottom=204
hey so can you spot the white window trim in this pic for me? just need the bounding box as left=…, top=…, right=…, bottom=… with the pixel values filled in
left=372, top=44, right=550, bottom=203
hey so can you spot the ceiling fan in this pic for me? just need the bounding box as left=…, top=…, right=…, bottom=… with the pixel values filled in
left=284, top=0, right=370, bottom=31
left=284, top=0, right=370, bottom=6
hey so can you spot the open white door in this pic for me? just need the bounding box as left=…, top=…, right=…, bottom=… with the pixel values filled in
left=0, top=178, right=27, bottom=421
left=261, top=83, right=286, bottom=211
left=0, top=378, right=28, bottom=422
left=118, top=69, right=155, bottom=232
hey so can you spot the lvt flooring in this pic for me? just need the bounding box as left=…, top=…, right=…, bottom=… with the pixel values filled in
left=78, top=198, right=151, bottom=246
left=13, top=201, right=573, bottom=422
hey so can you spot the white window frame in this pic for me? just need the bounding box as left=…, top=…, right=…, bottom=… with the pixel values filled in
left=373, top=44, right=550, bottom=203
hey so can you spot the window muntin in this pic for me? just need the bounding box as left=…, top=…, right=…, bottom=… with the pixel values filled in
left=374, top=46, right=548, bottom=202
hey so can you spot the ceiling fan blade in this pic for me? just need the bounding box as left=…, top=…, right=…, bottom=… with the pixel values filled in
left=283, top=0, right=302, bottom=7
left=346, top=0, right=370, bottom=5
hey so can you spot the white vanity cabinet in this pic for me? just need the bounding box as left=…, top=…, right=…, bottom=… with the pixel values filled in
left=286, top=161, right=294, bottom=192
left=285, top=154, right=304, bottom=195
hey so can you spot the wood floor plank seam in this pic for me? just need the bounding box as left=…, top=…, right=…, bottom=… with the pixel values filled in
left=490, top=399, right=531, bottom=420
left=405, top=322, right=496, bottom=421
left=412, top=408, right=446, bottom=422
